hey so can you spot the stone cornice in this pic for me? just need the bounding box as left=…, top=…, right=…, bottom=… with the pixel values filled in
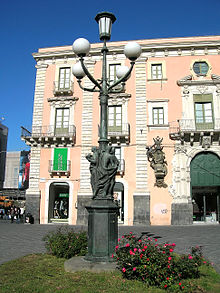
left=32, top=38, right=220, bottom=61
left=177, top=74, right=220, bottom=86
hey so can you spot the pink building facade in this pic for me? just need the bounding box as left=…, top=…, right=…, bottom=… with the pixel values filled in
left=22, top=35, right=220, bottom=225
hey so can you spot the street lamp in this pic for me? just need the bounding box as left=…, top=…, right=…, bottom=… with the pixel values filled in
left=72, top=12, right=141, bottom=262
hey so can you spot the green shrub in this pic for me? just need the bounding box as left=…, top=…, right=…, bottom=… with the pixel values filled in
left=43, top=228, right=87, bottom=259
left=113, top=232, right=209, bottom=291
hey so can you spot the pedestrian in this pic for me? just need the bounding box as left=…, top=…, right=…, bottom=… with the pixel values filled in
left=10, top=206, right=15, bottom=223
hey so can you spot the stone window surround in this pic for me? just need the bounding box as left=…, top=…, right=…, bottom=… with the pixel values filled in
left=54, top=63, right=74, bottom=86
left=147, top=60, right=167, bottom=81
left=190, top=59, right=212, bottom=79
left=147, top=99, right=169, bottom=127
left=108, top=93, right=131, bottom=127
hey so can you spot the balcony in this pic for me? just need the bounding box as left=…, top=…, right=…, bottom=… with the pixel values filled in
left=107, top=123, right=130, bottom=145
left=169, top=119, right=220, bottom=145
left=21, top=125, right=76, bottom=147
left=49, top=160, right=71, bottom=177
left=53, top=81, right=74, bottom=96
left=117, top=159, right=125, bottom=176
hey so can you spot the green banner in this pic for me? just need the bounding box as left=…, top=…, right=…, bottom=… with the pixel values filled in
left=53, top=148, right=67, bottom=171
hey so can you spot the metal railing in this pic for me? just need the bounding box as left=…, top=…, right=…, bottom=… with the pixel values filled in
left=169, top=118, right=220, bottom=134
left=53, top=81, right=74, bottom=95
left=48, top=160, right=71, bottom=173
left=108, top=123, right=130, bottom=137
left=21, top=125, right=76, bottom=138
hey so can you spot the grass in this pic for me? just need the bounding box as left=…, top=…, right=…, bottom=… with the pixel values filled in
left=0, top=254, right=220, bottom=293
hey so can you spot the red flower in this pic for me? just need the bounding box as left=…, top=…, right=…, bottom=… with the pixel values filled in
left=155, top=238, right=158, bottom=242
left=164, top=284, right=167, bottom=288
left=111, top=254, right=114, bottom=258
left=125, top=243, right=130, bottom=247
left=140, top=254, right=143, bottom=259
left=179, top=282, right=182, bottom=286
left=166, top=277, right=169, bottom=280
left=144, top=245, right=148, bottom=249
left=122, top=267, right=126, bottom=273
left=168, top=257, right=172, bottom=261
left=133, top=267, right=137, bottom=271
left=172, top=243, right=176, bottom=247
left=169, top=248, right=174, bottom=252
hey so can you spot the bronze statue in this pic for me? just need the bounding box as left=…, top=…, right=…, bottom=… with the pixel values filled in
left=86, top=145, right=119, bottom=199
left=146, top=136, right=168, bottom=188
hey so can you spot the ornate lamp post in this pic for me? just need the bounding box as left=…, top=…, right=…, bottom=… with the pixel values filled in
left=72, top=12, right=141, bottom=262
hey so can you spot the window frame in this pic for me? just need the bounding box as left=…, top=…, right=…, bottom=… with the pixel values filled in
left=108, top=105, right=122, bottom=132
left=193, top=94, right=214, bottom=130
left=58, top=67, right=71, bottom=90
left=109, top=63, right=121, bottom=85
left=55, top=108, right=70, bottom=135
left=151, top=63, right=163, bottom=79
left=152, top=107, right=164, bottom=125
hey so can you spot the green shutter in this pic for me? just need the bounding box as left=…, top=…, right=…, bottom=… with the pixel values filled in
left=53, top=148, right=68, bottom=171
left=191, top=152, right=220, bottom=187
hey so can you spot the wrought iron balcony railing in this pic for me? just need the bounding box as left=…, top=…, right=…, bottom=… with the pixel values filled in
left=49, top=160, right=71, bottom=177
left=169, top=118, right=220, bottom=141
left=53, top=81, right=74, bottom=96
left=21, top=125, right=76, bottom=146
left=99, top=123, right=130, bottom=144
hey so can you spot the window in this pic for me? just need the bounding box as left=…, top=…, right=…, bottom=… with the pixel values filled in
left=108, top=105, right=122, bottom=131
left=59, top=68, right=71, bottom=90
left=53, top=148, right=68, bottom=171
left=109, top=64, right=120, bottom=85
left=55, top=108, right=69, bottom=135
left=151, top=64, right=162, bottom=79
left=193, top=62, right=209, bottom=76
left=152, top=107, right=164, bottom=125
left=194, top=94, right=213, bottom=130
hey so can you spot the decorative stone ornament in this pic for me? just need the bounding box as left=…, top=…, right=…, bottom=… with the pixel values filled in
left=146, top=136, right=168, bottom=188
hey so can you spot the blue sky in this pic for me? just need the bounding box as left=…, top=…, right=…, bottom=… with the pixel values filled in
left=1, top=0, right=220, bottom=151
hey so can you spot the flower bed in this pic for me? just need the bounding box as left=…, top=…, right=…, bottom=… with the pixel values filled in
left=113, top=232, right=209, bottom=291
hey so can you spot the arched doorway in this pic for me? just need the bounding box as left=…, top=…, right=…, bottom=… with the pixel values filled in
left=113, top=182, right=124, bottom=223
left=48, top=182, right=69, bottom=223
left=190, top=152, right=220, bottom=223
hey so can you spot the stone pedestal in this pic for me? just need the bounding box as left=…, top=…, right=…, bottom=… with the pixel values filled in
left=133, top=192, right=150, bottom=225
left=85, top=199, right=119, bottom=262
left=171, top=202, right=193, bottom=225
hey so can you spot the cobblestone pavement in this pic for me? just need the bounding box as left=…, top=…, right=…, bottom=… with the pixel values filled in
left=0, top=221, right=219, bottom=273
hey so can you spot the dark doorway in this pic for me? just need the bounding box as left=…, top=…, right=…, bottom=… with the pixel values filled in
left=49, top=182, right=69, bottom=222
left=191, top=152, right=220, bottom=223
left=113, top=182, right=124, bottom=223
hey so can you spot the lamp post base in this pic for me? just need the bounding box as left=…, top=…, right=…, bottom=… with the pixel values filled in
left=85, top=199, right=119, bottom=262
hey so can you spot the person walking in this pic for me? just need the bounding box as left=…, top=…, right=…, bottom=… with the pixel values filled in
left=10, top=206, right=15, bottom=223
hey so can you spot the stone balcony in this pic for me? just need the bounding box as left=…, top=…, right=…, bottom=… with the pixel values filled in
left=169, top=119, right=220, bottom=146
left=107, top=123, right=130, bottom=145
left=21, top=125, right=76, bottom=147
left=53, top=81, right=74, bottom=96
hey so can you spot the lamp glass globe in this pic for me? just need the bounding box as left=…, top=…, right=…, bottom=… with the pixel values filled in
left=124, top=42, right=142, bottom=61
left=72, top=62, right=86, bottom=79
left=72, top=38, right=91, bottom=57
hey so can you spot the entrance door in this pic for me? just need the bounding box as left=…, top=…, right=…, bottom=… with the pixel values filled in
left=113, top=182, right=124, bottom=223
left=191, top=152, right=220, bottom=223
left=48, top=182, right=69, bottom=222
left=192, top=187, right=220, bottom=222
